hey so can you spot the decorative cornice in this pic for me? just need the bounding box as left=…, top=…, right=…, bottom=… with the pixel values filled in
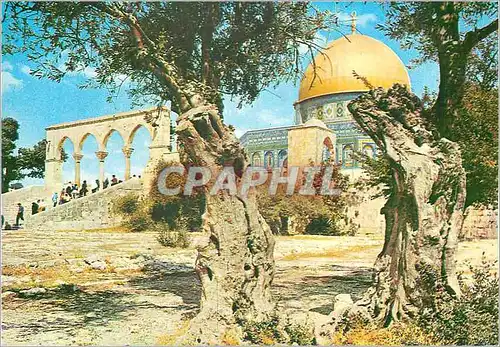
left=73, top=153, right=84, bottom=162
left=46, top=106, right=168, bottom=131
left=122, top=147, right=134, bottom=158
left=95, top=151, right=109, bottom=161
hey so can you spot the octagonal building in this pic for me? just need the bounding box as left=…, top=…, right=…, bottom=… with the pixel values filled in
left=240, top=30, right=410, bottom=178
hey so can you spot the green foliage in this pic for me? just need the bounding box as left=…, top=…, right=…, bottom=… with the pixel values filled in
left=123, top=212, right=151, bottom=233
left=155, top=223, right=190, bottom=249
left=17, top=140, right=50, bottom=179
left=242, top=313, right=315, bottom=345
left=257, top=163, right=352, bottom=235
left=354, top=151, right=392, bottom=199
left=2, top=117, right=21, bottom=192
left=4, top=2, right=335, bottom=113
left=113, top=194, right=140, bottom=215
left=379, top=2, right=497, bottom=66
left=453, top=84, right=498, bottom=207
left=1, top=118, right=63, bottom=192
left=417, top=257, right=499, bottom=345
left=113, top=161, right=203, bottom=242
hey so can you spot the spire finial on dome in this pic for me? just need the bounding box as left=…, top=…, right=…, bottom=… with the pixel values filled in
left=350, top=11, right=357, bottom=34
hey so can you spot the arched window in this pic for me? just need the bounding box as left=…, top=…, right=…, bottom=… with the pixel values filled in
left=342, top=144, right=354, bottom=167
left=278, top=150, right=288, bottom=167
left=251, top=152, right=263, bottom=167
left=362, top=144, right=376, bottom=159
left=264, top=151, right=274, bottom=168
left=322, top=137, right=334, bottom=163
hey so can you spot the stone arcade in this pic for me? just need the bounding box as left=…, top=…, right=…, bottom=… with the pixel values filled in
left=44, top=106, right=177, bottom=193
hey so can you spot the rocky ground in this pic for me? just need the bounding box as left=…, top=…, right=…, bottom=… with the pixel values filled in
left=1, top=230, right=497, bottom=345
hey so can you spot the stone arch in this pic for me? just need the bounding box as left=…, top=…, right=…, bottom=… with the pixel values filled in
left=362, top=143, right=376, bottom=159
left=322, top=137, right=334, bottom=162
left=57, top=136, right=75, bottom=160
left=126, top=123, right=154, bottom=148
left=77, top=132, right=100, bottom=153
left=102, top=129, right=127, bottom=149
left=264, top=151, right=274, bottom=168
left=342, top=144, right=354, bottom=167
left=251, top=152, right=263, bottom=167
left=277, top=149, right=288, bottom=167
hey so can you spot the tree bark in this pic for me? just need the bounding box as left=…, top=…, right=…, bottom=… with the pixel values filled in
left=346, top=85, right=466, bottom=326
left=175, top=104, right=276, bottom=344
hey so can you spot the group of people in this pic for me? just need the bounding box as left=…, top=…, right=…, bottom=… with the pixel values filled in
left=3, top=174, right=138, bottom=230
left=52, top=175, right=127, bottom=206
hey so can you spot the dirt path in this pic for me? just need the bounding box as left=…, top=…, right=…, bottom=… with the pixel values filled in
left=1, top=231, right=497, bottom=345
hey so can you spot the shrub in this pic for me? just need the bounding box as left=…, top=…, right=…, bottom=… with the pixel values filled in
left=418, top=257, right=499, bottom=345
left=332, top=322, right=440, bottom=345
left=113, top=193, right=140, bottom=215
left=242, top=314, right=315, bottom=345
left=123, top=213, right=151, bottom=233
left=155, top=223, right=190, bottom=248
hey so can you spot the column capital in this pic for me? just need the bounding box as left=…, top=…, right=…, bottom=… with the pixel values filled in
left=95, top=151, right=108, bottom=162
left=73, top=153, right=84, bottom=162
left=122, top=147, right=134, bottom=158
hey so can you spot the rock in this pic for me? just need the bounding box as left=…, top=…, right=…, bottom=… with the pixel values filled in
left=331, top=294, right=354, bottom=320
left=54, top=279, right=67, bottom=286
left=70, top=266, right=84, bottom=273
left=1, top=275, right=15, bottom=286
left=19, top=287, right=47, bottom=296
left=84, top=254, right=101, bottom=265
left=2, top=291, right=17, bottom=300
left=85, top=312, right=97, bottom=319
left=90, top=261, right=107, bottom=271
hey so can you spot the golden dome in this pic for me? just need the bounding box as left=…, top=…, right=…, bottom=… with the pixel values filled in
left=298, top=34, right=411, bottom=103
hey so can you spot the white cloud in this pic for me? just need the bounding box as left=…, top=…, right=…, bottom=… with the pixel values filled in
left=298, top=32, right=329, bottom=55
left=336, top=12, right=377, bottom=29
left=3, top=61, right=13, bottom=71
left=20, top=65, right=32, bottom=76
left=2, top=71, right=23, bottom=94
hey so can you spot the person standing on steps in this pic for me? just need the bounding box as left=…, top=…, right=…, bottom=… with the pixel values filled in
left=65, top=182, right=72, bottom=196
left=92, top=179, right=100, bottom=193
left=103, top=177, right=109, bottom=189
left=80, top=180, right=88, bottom=197
left=111, top=175, right=118, bottom=186
left=15, top=203, right=24, bottom=227
left=31, top=201, right=39, bottom=215
left=52, top=192, right=58, bottom=207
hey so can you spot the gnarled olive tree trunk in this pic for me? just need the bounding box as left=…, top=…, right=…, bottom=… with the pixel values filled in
left=344, top=85, right=466, bottom=326
left=175, top=104, right=275, bottom=344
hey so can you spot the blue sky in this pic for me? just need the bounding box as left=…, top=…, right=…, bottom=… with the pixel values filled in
left=2, top=2, right=439, bottom=188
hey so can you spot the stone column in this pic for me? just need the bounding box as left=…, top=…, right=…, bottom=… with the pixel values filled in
left=95, top=151, right=108, bottom=190
left=73, top=153, right=83, bottom=186
left=122, top=147, right=134, bottom=180
left=45, top=158, right=63, bottom=193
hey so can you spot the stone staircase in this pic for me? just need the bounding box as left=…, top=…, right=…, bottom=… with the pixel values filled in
left=1, top=186, right=51, bottom=226
left=23, top=178, right=143, bottom=231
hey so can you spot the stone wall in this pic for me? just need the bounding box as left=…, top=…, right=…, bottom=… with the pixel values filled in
left=344, top=187, right=386, bottom=236
left=24, top=179, right=143, bottom=231
left=461, top=206, right=498, bottom=240
left=345, top=187, right=497, bottom=239
left=1, top=186, right=52, bottom=225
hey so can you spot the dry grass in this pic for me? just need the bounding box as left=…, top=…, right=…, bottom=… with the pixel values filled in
left=331, top=323, right=440, bottom=345
left=2, top=263, right=141, bottom=291
left=55, top=226, right=129, bottom=233
left=156, top=319, right=191, bottom=345
left=281, top=244, right=380, bottom=261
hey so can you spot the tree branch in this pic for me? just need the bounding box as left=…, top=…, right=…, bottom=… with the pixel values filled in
left=87, top=2, right=194, bottom=112
left=463, top=19, right=498, bottom=52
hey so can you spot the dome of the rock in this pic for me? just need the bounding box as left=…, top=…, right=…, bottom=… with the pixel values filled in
left=298, top=34, right=411, bottom=103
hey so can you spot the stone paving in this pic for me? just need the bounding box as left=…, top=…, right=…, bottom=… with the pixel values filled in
left=1, top=230, right=497, bottom=345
